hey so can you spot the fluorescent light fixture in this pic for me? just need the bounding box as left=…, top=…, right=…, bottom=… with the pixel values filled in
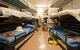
left=37, top=8, right=44, bottom=16
left=36, top=5, right=47, bottom=8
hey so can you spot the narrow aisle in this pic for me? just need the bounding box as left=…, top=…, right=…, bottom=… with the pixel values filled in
left=19, top=27, right=62, bottom=50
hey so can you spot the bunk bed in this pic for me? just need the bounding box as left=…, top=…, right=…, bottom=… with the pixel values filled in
left=49, top=9, right=80, bottom=50
left=0, top=7, right=37, bottom=50
left=0, top=17, right=36, bottom=50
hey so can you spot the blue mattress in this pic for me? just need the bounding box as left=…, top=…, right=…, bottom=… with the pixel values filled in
left=0, top=31, right=26, bottom=44
left=24, top=24, right=36, bottom=29
left=23, top=28, right=32, bottom=34
left=23, top=24, right=35, bottom=34
left=50, top=26, right=79, bottom=47
left=0, top=24, right=36, bottom=44
left=29, top=29, right=34, bottom=32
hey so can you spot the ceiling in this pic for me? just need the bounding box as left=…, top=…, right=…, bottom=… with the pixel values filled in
left=2, top=0, right=62, bottom=8
left=2, top=0, right=72, bottom=13
left=19, top=0, right=72, bottom=13
left=2, top=0, right=37, bottom=13
left=50, top=0, right=72, bottom=7
left=2, top=0, right=72, bottom=8
left=3, top=0, right=29, bottom=9
left=26, top=0, right=72, bottom=8
left=26, top=0, right=51, bottom=8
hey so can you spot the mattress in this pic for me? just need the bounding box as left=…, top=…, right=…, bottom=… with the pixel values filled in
left=24, top=24, right=36, bottom=29
left=0, top=31, right=25, bottom=44
left=0, top=24, right=36, bottom=44
left=50, top=26, right=79, bottom=47
left=23, top=28, right=31, bottom=34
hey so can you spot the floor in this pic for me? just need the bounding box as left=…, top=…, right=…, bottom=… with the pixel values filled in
left=19, top=27, right=62, bottom=50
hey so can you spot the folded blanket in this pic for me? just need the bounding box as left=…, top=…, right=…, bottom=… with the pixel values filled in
left=2, top=32, right=15, bottom=37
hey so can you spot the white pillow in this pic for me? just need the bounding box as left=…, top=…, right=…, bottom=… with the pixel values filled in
left=15, top=26, right=24, bottom=32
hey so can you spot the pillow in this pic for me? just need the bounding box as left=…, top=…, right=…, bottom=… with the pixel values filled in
left=15, top=26, right=24, bottom=32
left=2, top=32, right=15, bottom=37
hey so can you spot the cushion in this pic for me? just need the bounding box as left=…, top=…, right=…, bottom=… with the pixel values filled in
left=15, top=26, right=24, bottom=32
left=2, top=32, right=15, bottom=37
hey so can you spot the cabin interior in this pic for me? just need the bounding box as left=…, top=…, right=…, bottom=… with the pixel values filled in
left=0, top=0, right=80, bottom=50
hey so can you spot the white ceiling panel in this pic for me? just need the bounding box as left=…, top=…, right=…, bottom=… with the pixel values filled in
left=51, top=0, right=72, bottom=7
left=26, top=0, right=52, bottom=7
left=19, top=0, right=72, bottom=11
